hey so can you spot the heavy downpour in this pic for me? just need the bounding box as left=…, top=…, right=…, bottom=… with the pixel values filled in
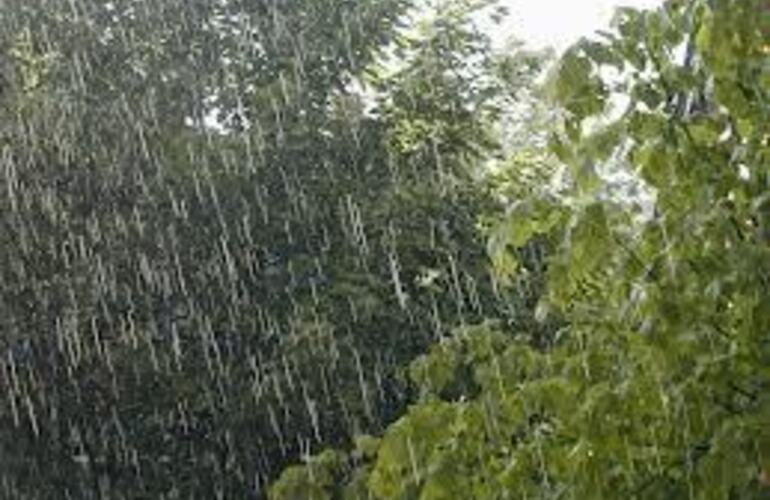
left=1, top=0, right=769, bottom=498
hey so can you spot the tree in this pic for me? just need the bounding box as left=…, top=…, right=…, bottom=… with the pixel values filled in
left=271, top=0, right=770, bottom=498
left=0, top=0, right=527, bottom=497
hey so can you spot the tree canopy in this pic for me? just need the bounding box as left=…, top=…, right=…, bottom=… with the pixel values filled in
left=2, top=0, right=769, bottom=499
left=270, top=0, right=770, bottom=498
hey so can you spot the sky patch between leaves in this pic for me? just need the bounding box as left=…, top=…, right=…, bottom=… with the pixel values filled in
left=490, top=0, right=664, bottom=51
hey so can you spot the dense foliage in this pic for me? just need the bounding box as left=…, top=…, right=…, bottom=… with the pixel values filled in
left=0, top=0, right=540, bottom=498
left=3, top=0, right=769, bottom=498
left=269, top=0, right=770, bottom=498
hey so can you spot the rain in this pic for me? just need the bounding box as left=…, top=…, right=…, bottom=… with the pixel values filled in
left=15, top=0, right=747, bottom=495
left=0, top=0, right=532, bottom=497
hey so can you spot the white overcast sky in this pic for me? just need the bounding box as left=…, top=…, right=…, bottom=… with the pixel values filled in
left=491, top=0, right=663, bottom=51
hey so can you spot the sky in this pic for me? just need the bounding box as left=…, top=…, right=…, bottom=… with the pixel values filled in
left=491, top=0, right=663, bottom=52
